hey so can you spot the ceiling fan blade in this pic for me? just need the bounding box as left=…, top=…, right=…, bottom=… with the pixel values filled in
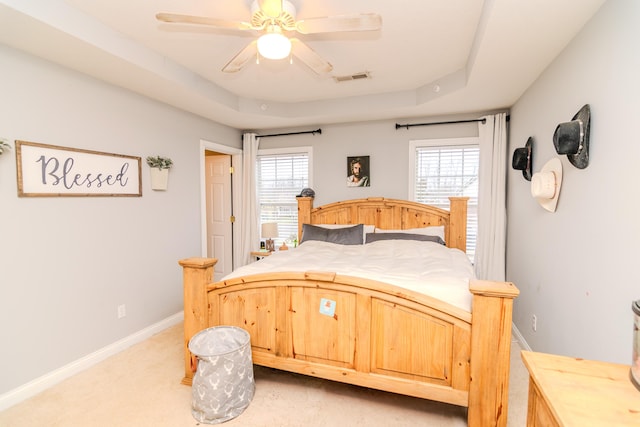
left=295, top=13, right=382, bottom=34
left=290, top=39, right=333, bottom=75
left=222, top=40, right=258, bottom=73
left=257, top=0, right=283, bottom=19
left=156, top=13, right=253, bottom=31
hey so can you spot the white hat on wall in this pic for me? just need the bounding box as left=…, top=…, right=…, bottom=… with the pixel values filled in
left=531, top=157, right=563, bottom=212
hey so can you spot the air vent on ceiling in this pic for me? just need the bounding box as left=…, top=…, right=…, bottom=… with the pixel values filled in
left=333, top=71, right=371, bottom=83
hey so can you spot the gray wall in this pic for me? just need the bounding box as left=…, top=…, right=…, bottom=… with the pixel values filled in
left=259, top=0, right=640, bottom=365
left=0, top=41, right=482, bottom=401
left=0, top=41, right=483, bottom=398
left=0, top=45, right=241, bottom=395
left=3, top=0, right=634, bottom=401
left=507, top=0, right=638, bottom=364
left=257, top=118, right=481, bottom=207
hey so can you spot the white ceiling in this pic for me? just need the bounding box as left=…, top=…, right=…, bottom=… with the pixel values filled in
left=0, top=0, right=606, bottom=130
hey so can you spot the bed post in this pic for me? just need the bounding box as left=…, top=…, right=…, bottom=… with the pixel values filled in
left=178, top=257, right=217, bottom=385
left=448, top=197, right=468, bottom=252
left=468, top=280, right=519, bottom=427
left=297, top=196, right=314, bottom=241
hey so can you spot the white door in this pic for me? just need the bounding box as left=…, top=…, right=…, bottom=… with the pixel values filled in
left=205, top=154, right=233, bottom=281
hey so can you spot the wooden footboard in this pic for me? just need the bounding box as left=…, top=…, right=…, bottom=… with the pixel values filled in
left=178, top=258, right=518, bottom=427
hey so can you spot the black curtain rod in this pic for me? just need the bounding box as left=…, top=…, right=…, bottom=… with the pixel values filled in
left=395, top=118, right=485, bottom=130
left=257, top=128, right=322, bottom=138
left=395, top=115, right=510, bottom=130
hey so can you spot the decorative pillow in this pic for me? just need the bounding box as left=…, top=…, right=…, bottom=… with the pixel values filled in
left=365, top=232, right=445, bottom=245
left=374, top=225, right=445, bottom=240
left=314, top=223, right=374, bottom=242
left=301, top=223, right=364, bottom=245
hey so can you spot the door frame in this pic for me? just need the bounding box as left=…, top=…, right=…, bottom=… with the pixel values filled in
left=199, top=139, right=242, bottom=258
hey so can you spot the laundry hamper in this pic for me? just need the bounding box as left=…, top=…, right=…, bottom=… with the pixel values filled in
left=188, top=326, right=255, bottom=424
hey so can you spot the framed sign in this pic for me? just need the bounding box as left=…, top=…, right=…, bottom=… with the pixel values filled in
left=16, top=140, right=142, bottom=197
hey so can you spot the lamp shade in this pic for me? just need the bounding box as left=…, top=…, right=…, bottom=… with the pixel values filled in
left=261, top=222, right=278, bottom=238
left=257, top=25, right=291, bottom=60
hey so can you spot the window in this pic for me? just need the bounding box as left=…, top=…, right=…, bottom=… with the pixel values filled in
left=257, top=147, right=312, bottom=244
left=409, top=138, right=479, bottom=260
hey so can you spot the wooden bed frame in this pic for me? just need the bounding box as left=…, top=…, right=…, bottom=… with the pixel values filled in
left=179, top=197, right=519, bottom=427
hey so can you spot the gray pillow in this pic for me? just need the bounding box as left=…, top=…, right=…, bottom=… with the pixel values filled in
left=365, top=232, right=445, bottom=246
left=301, top=223, right=364, bottom=245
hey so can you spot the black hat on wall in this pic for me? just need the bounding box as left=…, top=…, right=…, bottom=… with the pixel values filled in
left=512, top=137, right=533, bottom=181
left=553, top=104, right=590, bottom=169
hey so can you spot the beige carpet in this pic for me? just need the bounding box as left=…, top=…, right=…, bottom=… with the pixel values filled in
left=0, top=323, right=529, bottom=426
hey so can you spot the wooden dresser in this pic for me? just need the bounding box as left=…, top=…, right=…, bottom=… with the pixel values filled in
left=521, top=350, right=640, bottom=426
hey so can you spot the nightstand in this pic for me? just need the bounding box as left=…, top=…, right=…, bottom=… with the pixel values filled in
left=250, top=251, right=272, bottom=261
left=521, top=350, right=640, bottom=426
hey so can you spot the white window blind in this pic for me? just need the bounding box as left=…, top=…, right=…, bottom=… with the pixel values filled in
left=410, top=140, right=479, bottom=260
left=257, top=149, right=310, bottom=243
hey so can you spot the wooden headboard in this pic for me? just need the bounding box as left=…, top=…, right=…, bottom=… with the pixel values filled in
left=296, top=196, right=468, bottom=252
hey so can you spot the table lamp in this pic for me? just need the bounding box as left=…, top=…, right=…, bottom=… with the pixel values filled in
left=261, top=222, right=278, bottom=252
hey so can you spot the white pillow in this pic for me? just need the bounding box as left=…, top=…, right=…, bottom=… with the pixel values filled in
left=315, top=224, right=375, bottom=243
left=374, top=225, right=445, bottom=240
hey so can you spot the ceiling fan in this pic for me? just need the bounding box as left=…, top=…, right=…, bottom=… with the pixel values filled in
left=156, top=0, right=382, bottom=75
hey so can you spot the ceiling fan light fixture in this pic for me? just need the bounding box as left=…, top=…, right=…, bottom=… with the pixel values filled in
left=257, top=25, right=291, bottom=60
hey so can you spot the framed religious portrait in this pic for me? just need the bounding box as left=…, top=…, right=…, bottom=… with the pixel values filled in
left=346, top=156, right=370, bottom=187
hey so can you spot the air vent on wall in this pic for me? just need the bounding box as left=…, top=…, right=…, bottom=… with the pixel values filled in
left=333, top=71, right=371, bottom=83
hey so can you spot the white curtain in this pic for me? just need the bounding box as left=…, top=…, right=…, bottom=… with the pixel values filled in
left=238, top=132, right=260, bottom=267
left=474, top=113, right=507, bottom=281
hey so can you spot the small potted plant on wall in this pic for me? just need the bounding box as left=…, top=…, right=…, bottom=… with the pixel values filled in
left=146, top=155, right=173, bottom=191
left=0, top=138, right=11, bottom=157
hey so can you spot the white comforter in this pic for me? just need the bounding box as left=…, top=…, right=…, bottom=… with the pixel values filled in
left=223, top=240, right=476, bottom=312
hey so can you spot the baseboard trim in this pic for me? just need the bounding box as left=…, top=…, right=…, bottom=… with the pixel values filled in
left=512, top=322, right=532, bottom=351
left=0, top=312, right=183, bottom=412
